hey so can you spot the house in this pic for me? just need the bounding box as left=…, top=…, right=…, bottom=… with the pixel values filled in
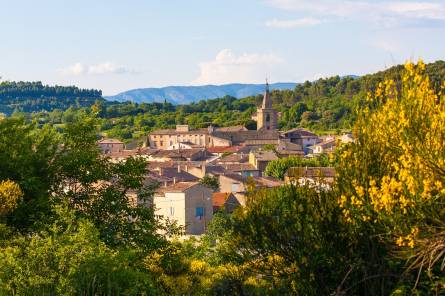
left=309, top=139, right=337, bottom=154
left=219, top=173, right=284, bottom=193
left=219, top=163, right=259, bottom=177
left=153, top=182, right=213, bottom=235
left=212, top=192, right=241, bottom=213
left=167, top=141, right=203, bottom=150
left=275, top=140, right=305, bottom=157
left=219, top=174, right=248, bottom=193
left=97, top=138, right=125, bottom=154
left=281, top=128, right=320, bottom=153
left=148, top=84, right=282, bottom=150
left=248, top=150, right=278, bottom=175
left=150, top=166, right=200, bottom=185
left=148, top=149, right=207, bottom=162
left=216, top=153, right=249, bottom=164
left=340, top=133, right=354, bottom=143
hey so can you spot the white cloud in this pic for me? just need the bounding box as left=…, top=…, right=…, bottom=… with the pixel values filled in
left=59, top=62, right=86, bottom=75
left=265, top=17, right=323, bottom=28
left=59, top=62, right=134, bottom=76
left=265, top=0, right=445, bottom=25
left=193, top=49, right=284, bottom=85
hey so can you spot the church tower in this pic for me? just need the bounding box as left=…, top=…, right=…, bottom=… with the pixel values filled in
left=256, top=80, right=277, bottom=130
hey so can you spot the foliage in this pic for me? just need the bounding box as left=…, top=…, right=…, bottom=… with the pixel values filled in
left=0, top=206, right=158, bottom=296
left=0, top=81, right=101, bottom=115
left=264, top=155, right=331, bottom=180
left=0, top=180, right=23, bottom=217
left=199, top=175, right=220, bottom=192
left=0, top=117, right=59, bottom=230
left=337, top=61, right=445, bottom=292
left=51, top=116, right=174, bottom=251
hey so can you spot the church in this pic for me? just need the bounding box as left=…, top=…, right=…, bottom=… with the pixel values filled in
left=148, top=82, right=281, bottom=150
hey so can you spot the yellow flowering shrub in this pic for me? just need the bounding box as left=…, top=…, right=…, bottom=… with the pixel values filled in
left=337, top=60, right=445, bottom=253
left=0, top=180, right=23, bottom=217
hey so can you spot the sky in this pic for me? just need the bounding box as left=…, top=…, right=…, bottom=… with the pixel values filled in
left=1, top=0, right=445, bottom=95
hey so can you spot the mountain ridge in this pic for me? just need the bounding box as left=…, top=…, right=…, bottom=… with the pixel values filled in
left=105, top=82, right=298, bottom=104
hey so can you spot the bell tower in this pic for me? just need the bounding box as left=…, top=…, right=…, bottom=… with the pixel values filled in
left=256, top=80, right=277, bottom=130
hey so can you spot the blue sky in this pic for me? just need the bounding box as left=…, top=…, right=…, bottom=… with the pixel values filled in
left=1, top=0, right=445, bottom=95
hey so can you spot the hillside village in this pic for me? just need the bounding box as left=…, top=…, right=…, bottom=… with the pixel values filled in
left=97, top=83, right=352, bottom=235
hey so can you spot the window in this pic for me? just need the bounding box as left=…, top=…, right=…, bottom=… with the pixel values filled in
left=195, top=207, right=205, bottom=219
left=169, top=207, right=175, bottom=216
left=231, top=183, right=239, bottom=192
left=266, top=114, right=270, bottom=122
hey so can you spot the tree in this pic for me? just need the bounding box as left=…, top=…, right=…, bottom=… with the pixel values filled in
left=199, top=175, right=220, bottom=192
left=51, top=116, right=173, bottom=250
left=337, top=61, right=445, bottom=292
left=0, top=117, right=58, bottom=230
left=0, top=180, right=23, bottom=218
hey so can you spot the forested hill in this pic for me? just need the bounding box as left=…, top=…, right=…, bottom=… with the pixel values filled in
left=28, top=60, right=445, bottom=141
left=105, top=82, right=297, bottom=104
left=0, top=81, right=102, bottom=115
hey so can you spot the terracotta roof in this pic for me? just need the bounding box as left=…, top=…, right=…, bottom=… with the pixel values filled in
left=218, top=153, right=248, bottom=163
left=282, top=128, right=318, bottom=138
left=221, top=163, right=258, bottom=172
left=212, top=192, right=234, bottom=207
left=205, top=165, right=227, bottom=176
left=97, top=138, right=124, bottom=144
left=251, top=150, right=278, bottom=161
left=150, top=149, right=204, bottom=159
left=221, top=174, right=283, bottom=188
left=157, top=182, right=200, bottom=193
left=253, top=176, right=284, bottom=187
left=221, top=173, right=248, bottom=183
left=315, top=139, right=337, bottom=148
left=157, top=167, right=199, bottom=182
left=206, top=146, right=244, bottom=153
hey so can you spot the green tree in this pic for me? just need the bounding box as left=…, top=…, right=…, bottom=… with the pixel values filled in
left=199, top=175, right=220, bottom=192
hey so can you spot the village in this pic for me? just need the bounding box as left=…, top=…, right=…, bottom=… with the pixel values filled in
left=97, top=83, right=353, bottom=235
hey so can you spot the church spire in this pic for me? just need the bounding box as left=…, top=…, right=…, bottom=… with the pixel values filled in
left=262, top=78, right=272, bottom=109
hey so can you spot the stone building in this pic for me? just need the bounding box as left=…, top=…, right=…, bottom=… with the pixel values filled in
left=256, top=81, right=278, bottom=131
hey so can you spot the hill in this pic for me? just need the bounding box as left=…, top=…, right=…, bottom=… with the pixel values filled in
left=105, top=83, right=297, bottom=104
left=0, top=81, right=102, bottom=115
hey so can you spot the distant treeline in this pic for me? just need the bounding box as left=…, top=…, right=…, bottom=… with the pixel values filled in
left=8, top=60, right=445, bottom=140
left=0, top=81, right=102, bottom=115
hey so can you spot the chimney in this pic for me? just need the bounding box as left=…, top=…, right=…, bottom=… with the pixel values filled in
left=202, top=164, right=206, bottom=178
left=178, top=165, right=181, bottom=173
left=173, top=177, right=177, bottom=184
left=159, top=167, right=164, bottom=176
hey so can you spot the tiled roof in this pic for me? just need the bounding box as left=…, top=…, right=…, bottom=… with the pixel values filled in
left=157, top=182, right=200, bottom=193
left=97, top=138, right=124, bottom=144
left=253, top=176, right=284, bottom=187
left=206, top=146, right=244, bottom=153
left=221, top=163, right=258, bottom=172
left=251, top=150, right=278, bottom=161
left=158, top=167, right=199, bottom=182
left=222, top=173, right=248, bottom=183
left=282, top=128, right=318, bottom=138
left=151, top=149, right=204, bottom=159
left=218, top=153, right=248, bottom=163
left=212, top=192, right=234, bottom=207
